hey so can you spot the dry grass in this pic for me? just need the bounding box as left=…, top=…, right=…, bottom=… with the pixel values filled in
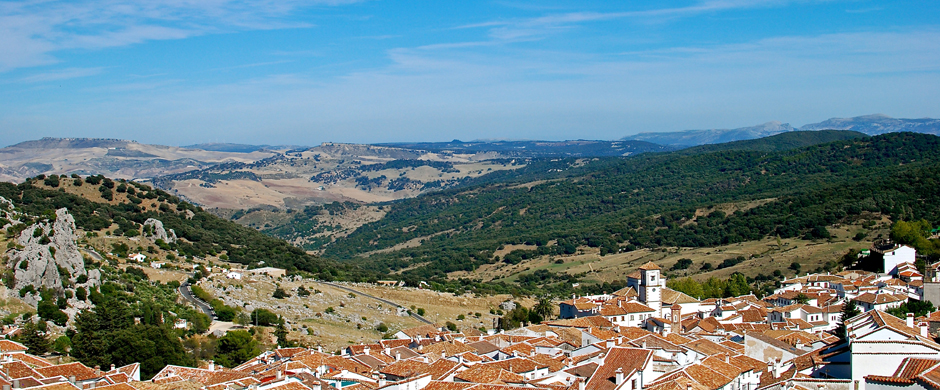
left=198, top=274, right=525, bottom=351
left=453, top=221, right=888, bottom=285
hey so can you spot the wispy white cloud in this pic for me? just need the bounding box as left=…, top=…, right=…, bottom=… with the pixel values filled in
left=458, top=0, right=827, bottom=42
left=18, top=67, right=105, bottom=83
left=0, top=0, right=363, bottom=72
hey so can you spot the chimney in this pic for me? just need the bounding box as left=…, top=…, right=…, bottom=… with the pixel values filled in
left=724, top=354, right=730, bottom=364
left=384, top=347, right=391, bottom=356
left=378, top=376, right=386, bottom=388
left=276, top=370, right=283, bottom=380
left=13, top=379, right=19, bottom=389
left=907, top=313, right=915, bottom=329
left=208, top=361, right=215, bottom=372
left=395, top=352, right=401, bottom=361
left=767, top=361, right=774, bottom=378
left=422, top=356, right=429, bottom=363
left=313, top=384, right=321, bottom=390
left=110, top=364, right=115, bottom=372
left=441, top=351, right=446, bottom=359
left=922, top=323, right=930, bottom=338
left=686, top=384, right=692, bottom=390
left=69, top=376, right=76, bottom=384
left=578, top=380, right=586, bottom=390
left=641, top=341, right=647, bottom=349
left=795, top=341, right=804, bottom=350
left=615, top=368, right=624, bottom=385
left=317, top=346, right=323, bottom=353
left=774, top=359, right=785, bottom=378
left=606, top=340, right=614, bottom=349
left=3, top=384, right=10, bottom=390
left=363, top=346, right=370, bottom=355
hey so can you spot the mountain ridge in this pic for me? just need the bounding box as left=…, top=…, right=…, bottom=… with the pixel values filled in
left=622, top=114, right=940, bottom=146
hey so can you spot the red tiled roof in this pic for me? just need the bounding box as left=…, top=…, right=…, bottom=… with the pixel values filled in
left=584, top=348, right=651, bottom=390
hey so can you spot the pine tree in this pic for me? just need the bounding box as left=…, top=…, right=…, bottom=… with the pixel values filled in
left=836, top=300, right=861, bottom=342
left=20, top=321, right=50, bottom=355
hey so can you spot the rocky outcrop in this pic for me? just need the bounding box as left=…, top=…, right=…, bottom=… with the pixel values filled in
left=143, top=218, right=177, bottom=243
left=8, top=209, right=90, bottom=302
left=0, top=196, right=16, bottom=228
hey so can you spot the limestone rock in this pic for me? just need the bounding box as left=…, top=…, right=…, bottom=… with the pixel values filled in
left=9, top=208, right=89, bottom=293
left=143, top=218, right=177, bottom=243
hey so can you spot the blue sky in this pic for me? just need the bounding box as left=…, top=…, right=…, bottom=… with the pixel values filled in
left=1, top=0, right=938, bottom=146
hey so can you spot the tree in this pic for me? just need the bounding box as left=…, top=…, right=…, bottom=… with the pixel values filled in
left=214, top=330, right=260, bottom=368
left=234, top=312, right=251, bottom=326
left=794, top=293, right=810, bottom=304
left=670, top=258, right=693, bottom=271
left=272, top=287, right=290, bottom=299
left=52, top=335, right=71, bottom=354
left=69, top=299, right=191, bottom=379
left=20, top=321, right=50, bottom=355
left=724, top=273, right=750, bottom=297
left=273, top=322, right=295, bottom=348
left=835, top=300, right=861, bottom=342
left=109, top=325, right=190, bottom=379
left=789, top=262, right=802, bottom=273
left=887, top=300, right=936, bottom=319
left=250, top=309, right=280, bottom=326
left=532, top=296, right=554, bottom=321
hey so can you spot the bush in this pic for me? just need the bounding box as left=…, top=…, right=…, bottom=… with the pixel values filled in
left=376, top=323, right=388, bottom=332
left=670, top=258, right=693, bottom=271
left=272, top=287, right=290, bottom=299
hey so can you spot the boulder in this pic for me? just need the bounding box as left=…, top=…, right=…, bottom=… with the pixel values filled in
left=143, top=218, right=177, bottom=243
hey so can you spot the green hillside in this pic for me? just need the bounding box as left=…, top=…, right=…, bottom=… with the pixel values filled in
left=0, top=178, right=373, bottom=282
left=315, top=133, right=940, bottom=287
left=678, top=130, right=868, bottom=154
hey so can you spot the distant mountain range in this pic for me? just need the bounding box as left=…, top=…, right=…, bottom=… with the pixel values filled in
left=377, top=139, right=672, bottom=157
left=622, top=114, right=940, bottom=146
left=182, top=143, right=307, bottom=153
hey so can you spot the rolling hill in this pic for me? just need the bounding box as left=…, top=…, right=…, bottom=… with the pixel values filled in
left=301, top=132, right=940, bottom=294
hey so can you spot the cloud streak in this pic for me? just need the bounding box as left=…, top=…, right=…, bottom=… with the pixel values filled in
left=0, top=0, right=361, bottom=72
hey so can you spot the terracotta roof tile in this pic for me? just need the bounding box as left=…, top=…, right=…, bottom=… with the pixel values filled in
left=584, top=348, right=651, bottom=390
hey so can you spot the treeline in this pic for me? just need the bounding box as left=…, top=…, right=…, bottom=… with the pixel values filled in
left=317, top=133, right=940, bottom=293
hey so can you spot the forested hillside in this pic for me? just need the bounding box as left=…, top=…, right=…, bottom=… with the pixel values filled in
left=0, top=177, right=373, bottom=282
left=319, top=133, right=940, bottom=287
left=677, top=130, right=867, bottom=154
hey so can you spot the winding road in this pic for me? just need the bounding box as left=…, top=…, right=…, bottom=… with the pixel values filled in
left=179, top=279, right=216, bottom=320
